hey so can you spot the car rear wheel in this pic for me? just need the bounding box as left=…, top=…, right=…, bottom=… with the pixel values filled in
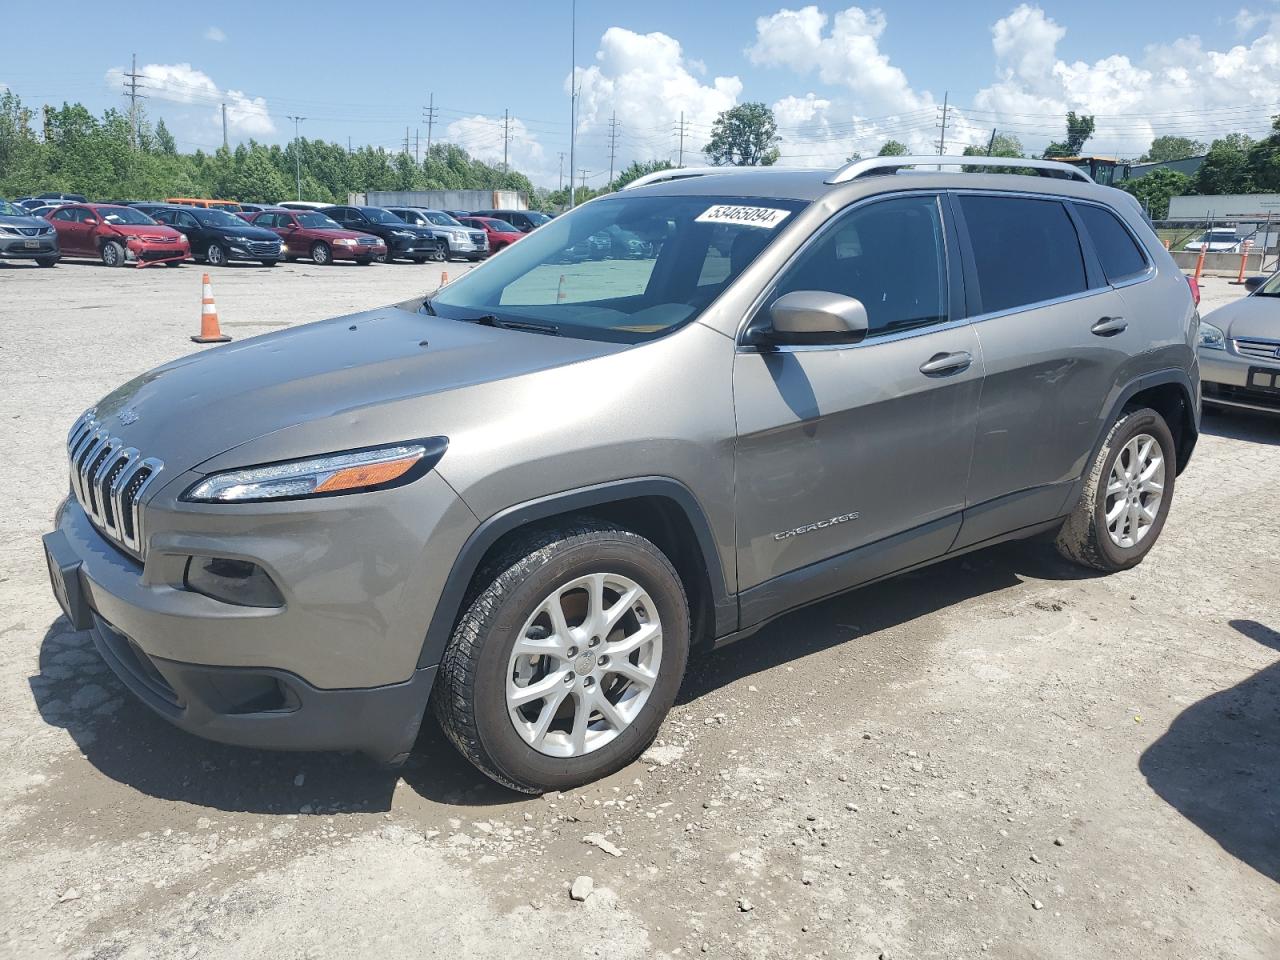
left=206, top=243, right=228, bottom=267
left=430, top=242, right=448, bottom=262
left=311, top=241, right=331, bottom=265
left=101, top=241, right=125, bottom=268
left=35, top=257, right=58, bottom=268
left=434, top=519, right=690, bottom=794
left=1056, top=406, right=1176, bottom=572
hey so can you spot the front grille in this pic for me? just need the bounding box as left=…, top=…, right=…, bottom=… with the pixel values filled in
left=1234, top=337, right=1280, bottom=361
left=67, top=411, right=163, bottom=556
left=356, top=236, right=378, bottom=246
left=17, top=226, right=49, bottom=237
left=245, top=240, right=280, bottom=256
left=469, top=231, right=486, bottom=245
left=139, top=234, right=171, bottom=243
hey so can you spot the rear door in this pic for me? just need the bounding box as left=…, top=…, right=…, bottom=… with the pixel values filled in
left=951, top=191, right=1134, bottom=547
left=49, top=207, right=84, bottom=254
left=732, top=192, right=984, bottom=623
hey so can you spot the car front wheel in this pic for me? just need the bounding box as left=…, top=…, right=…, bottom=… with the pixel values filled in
left=1056, top=406, right=1176, bottom=572
left=206, top=243, right=228, bottom=267
left=101, top=240, right=125, bottom=267
left=434, top=520, right=690, bottom=793
left=311, top=241, right=331, bottom=265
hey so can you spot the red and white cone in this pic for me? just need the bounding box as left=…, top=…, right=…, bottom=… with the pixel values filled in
left=191, top=273, right=231, bottom=343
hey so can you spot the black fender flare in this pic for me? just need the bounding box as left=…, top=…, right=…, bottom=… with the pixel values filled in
left=417, top=477, right=735, bottom=669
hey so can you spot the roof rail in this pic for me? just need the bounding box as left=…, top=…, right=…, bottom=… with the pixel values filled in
left=825, top=155, right=1094, bottom=185
left=621, top=166, right=749, bottom=190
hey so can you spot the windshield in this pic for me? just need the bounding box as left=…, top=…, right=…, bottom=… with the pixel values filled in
left=424, top=211, right=462, bottom=226
left=0, top=200, right=25, bottom=217
left=297, top=212, right=342, bottom=229
left=1255, top=272, right=1280, bottom=297
left=526, top=211, right=552, bottom=226
left=489, top=220, right=519, bottom=232
left=193, top=208, right=250, bottom=228
left=430, top=194, right=806, bottom=343
left=100, top=207, right=157, bottom=225
left=365, top=208, right=406, bottom=224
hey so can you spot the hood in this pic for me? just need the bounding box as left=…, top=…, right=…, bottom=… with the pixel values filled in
left=107, top=224, right=184, bottom=240
left=87, top=306, right=626, bottom=479
left=210, top=222, right=279, bottom=240
left=1205, top=295, right=1280, bottom=341
left=0, top=213, right=51, bottom=229
left=306, top=227, right=383, bottom=241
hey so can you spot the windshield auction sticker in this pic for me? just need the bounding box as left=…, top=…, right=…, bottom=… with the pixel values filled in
left=695, top=205, right=791, bottom=229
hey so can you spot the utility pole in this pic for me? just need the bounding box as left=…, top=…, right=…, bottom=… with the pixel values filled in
left=415, top=128, right=420, bottom=164
left=286, top=115, right=306, bottom=200
left=423, top=93, right=438, bottom=149
left=607, top=112, right=620, bottom=186
left=569, top=0, right=577, bottom=208
left=404, top=126, right=410, bottom=157
left=122, top=53, right=146, bottom=150
left=578, top=168, right=589, bottom=192
left=221, top=103, right=228, bottom=151
left=558, top=152, right=566, bottom=192
left=502, top=108, right=511, bottom=173
left=674, top=111, right=690, bottom=167
left=935, top=91, right=950, bottom=156
left=986, top=127, right=997, bottom=156
left=348, top=136, right=352, bottom=154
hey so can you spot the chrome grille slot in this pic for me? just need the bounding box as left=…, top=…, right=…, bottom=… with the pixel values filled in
left=1234, top=338, right=1280, bottom=361
left=65, top=411, right=163, bottom=556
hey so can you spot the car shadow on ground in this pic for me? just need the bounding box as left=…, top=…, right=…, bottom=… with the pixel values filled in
left=1201, top=407, right=1280, bottom=444
left=1139, top=619, right=1280, bottom=882
left=28, top=539, right=1095, bottom=815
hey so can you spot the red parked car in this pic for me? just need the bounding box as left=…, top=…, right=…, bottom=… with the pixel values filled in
left=44, top=203, right=189, bottom=267
left=248, top=208, right=386, bottom=265
left=458, top=216, right=524, bottom=254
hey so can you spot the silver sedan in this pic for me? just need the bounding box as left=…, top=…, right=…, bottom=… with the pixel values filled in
left=1199, top=272, right=1280, bottom=415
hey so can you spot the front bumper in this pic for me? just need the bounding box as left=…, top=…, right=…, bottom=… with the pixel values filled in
left=125, top=242, right=188, bottom=267
left=387, top=236, right=440, bottom=258
left=332, top=243, right=385, bottom=261
left=1199, top=347, right=1280, bottom=414
left=0, top=235, right=58, bottom=258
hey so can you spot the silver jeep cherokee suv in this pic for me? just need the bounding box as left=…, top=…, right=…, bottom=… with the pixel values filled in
left=44, top=157, right=1199, bottom=793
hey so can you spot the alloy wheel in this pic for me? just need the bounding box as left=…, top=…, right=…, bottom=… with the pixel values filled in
left=506, top=572, right=662, bottom=758
left=1104, top=433, right=1165, bottom=549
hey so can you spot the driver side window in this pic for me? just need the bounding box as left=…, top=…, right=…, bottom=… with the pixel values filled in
left=772, top=194, right=949, bottom=339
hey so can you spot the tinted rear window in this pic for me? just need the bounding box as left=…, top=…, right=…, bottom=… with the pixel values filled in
left=1075, top=203, right=1148, bottom=282
left=959, top=195, right=1088, bottom=314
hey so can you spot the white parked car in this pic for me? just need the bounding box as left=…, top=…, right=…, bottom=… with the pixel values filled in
left=1184, top=228, right=1244, bottom=253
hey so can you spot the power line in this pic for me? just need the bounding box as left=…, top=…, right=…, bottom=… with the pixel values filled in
left=674, top=111, right=690, bottom=167
left=607, top=112, right=620, bottom=185
left=502, top=108, right=511, bottom=173
left=286, top=115, right=306, bottom=200
left=935, top=91, right=950, bottom=156
left=423, top=92, right=438, bottom=149
left=121, top=53, right=147, bottom=150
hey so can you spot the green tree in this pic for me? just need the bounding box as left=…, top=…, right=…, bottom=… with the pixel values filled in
left=227, top=146, right=290, bottom=202
left=1140, top=135, right=1206, bottom=163
left=1044, top=111, right=1095, bottom=157
left=1246, top=117, right=1280, bottom=192
left=1195, top=133, right=1254, bottom=194
left=877, top=139, right=909, bottom=156
left=704, top=102, right=781, bottom=166
left=610, top=158, right=673, bottom=191
left=153, top=117, right=177, bottom=156
left=1119, top=167, right=1191, bottom=219
left=963, top=133, right=1023, bottom=158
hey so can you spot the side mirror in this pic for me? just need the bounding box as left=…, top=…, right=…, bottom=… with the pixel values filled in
left=84, top=217, right=98, bottom=225
left=1244, top=275, right=1267, bottom=292
left=749, top=291, right=869, bottom=347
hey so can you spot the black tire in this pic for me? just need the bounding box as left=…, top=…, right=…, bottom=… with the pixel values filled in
left=311, top=241, right=331, bottom=265
left=430, top=242, right=448, bottom=262
left=164, top=260, right=183, bottom=268
left=1055, top=406, right=1176, bottom=572
left=206, top=243, right=228, bottom=267
left=35, top=257, right=58, bottom=268
left=260, top=260, right=278, bottom=267
left=355, top=258, right=373, bottom=266
left=433, top=519, right=690, bottom=794
left=101, top=240, right=125, bottom=268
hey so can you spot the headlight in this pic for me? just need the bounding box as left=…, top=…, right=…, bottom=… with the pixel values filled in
left=0, top=225, right=17, bottom=236
left=334, top=238, right=357, bottom=246
left=1198, top=320, right=1227, bottom=351
left=229, top=235, right=253, bottom=244
left=182, top=438, right=447, bottom=503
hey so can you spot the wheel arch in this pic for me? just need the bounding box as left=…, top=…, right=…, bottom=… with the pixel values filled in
left=1111, top=369, right=1199, bottom=475
left=417, top=477, right=735, bottom=671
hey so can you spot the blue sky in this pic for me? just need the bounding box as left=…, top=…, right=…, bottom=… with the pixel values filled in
left=3, top=1, right=1278, bottom=186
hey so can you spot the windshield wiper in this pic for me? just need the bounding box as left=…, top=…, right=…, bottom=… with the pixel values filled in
left=459, top=314, right=559, bottom=335
left=421, top=297, right=437, bottom=315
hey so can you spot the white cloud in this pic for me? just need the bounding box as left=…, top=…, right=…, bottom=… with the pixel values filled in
left=204, top=26, right=227, bottom=43
left=573, top=27, right=743, bottom=163
left=104, top=62, right=274, bottom=138
left=445, top=114, right=549, bottom=181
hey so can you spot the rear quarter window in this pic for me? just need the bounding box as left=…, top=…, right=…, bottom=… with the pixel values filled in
left=1075, top=203, right=1149, bottom=282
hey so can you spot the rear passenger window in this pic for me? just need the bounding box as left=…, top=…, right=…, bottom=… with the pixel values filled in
left=958, top=195, right=1087, bottom=314
left=1075, top=203, right=1148, bottom=282
left=773, top=194, right=948, bottom=338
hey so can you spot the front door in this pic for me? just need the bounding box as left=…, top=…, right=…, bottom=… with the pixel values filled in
left=733, top=193, right=984, bottom=626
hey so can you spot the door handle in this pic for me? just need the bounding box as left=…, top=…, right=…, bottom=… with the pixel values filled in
left=1091, top=316, right=1128, bottom=336
left=919, top=351, right=973, bottom=376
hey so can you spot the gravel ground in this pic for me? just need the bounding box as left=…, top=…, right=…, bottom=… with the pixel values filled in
left=1, top=263, right=1277, bottom=960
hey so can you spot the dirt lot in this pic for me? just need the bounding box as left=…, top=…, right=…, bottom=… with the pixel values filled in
left=1, top=262, right=1277, bottom=960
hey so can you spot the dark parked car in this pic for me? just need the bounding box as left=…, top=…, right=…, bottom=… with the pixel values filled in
left=134, top=203, right=283, bottom=267
left=458, top=216, right=523, bottom=254
left=248, top=208, right=386, bottom=265
left=45, top=203, right=189, bottom=267
left=0, top=198, right=60, bottom=266
left=385, top=207, right=488, bottom=261
left=467, top=209, right=552, bottom=233
left=319, top=205, right=441, bottom=263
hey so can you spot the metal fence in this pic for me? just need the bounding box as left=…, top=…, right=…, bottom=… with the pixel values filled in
left=349, top=189, right=527, bottom=211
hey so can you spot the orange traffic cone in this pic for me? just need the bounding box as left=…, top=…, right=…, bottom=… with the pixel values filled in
left=557, top=275, right=567, bottom=302
left=192, top=273, right=231, bottom=343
